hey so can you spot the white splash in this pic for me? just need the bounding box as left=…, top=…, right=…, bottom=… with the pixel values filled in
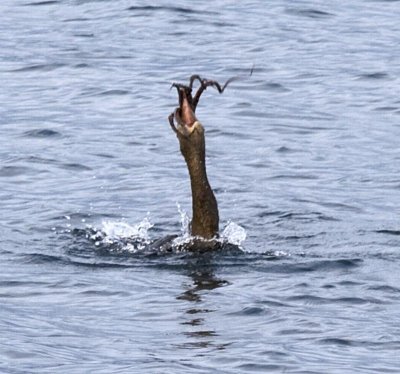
left=83, top=207, right=247, bottom=252
left=171, top=203, right=192, bottom=248
left=101, top=217, right=153, bottom=241
left=173, top=204, right=247, bottom=248
left=221, top=221, right=247, bottom=247
left=176, top=203, right=190, bottom=237
left=87, top=217, right=154, bottom=252
left=102, top=217, right=153, bottom=240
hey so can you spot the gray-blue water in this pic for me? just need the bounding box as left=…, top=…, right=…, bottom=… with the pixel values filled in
left=1, top=0, right=400, bottom=372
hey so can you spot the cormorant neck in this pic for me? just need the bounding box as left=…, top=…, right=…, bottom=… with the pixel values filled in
left=188, top=155, right=219, bottom=239
left=179, top=125, right=219, bottom=239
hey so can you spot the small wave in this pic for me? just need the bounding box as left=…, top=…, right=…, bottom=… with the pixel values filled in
left=63, top=18, right=90, bottom=23
left=317, top=338, right=397, bottom=348
left=24, top=0, right=59, bottom=6
left=257, top=210, right=338, bottom=223
left=91, top=152, right=116, bottom=159
left=0, top=280, right=48, bottom=287
left=22, top=156, right=58, bottom=165
left=23, top=129, right=61, bottom=138
left=23, top=253, right=68, bottom=265
left=74, top=63, right=90, bottom=69
left=228, top=306, right=268, bottom=317
left=52, top=212, right=111, bottom=222
left=74, top=33, right=94, bottom=38
left=287, top=294, right=377, bottom=305
left=286, top=8, right=334, bottom=18
left=368, top=285, right=400, bottom=293
left=318, top=338, right=353, bottom=346
left=375, top=229, right=400, bottom=236
left=60, top=163, right=92, bottom=171
left=261, top=82, right=291, bottom=93
left=374, top=106, right=399, bottom=112
left=277, top=258, right=362, bottom=274
left=126, top=5, right=217, bottom=16
left=268, top=173, right=319, bottom=180
left=357, top=72, right=390, bottom=80
left=12, top=63, right=65, bottom=73
left=97, top=89, right=130, bottom=96
left=276, top=146, right=295, bottom=153
left=0, top=166, right=31, bottom=177
left=211, top=21, right=236, bottom=28
left=79, top=89, right=130, bottom=98
left=317, top=201, right=363, bottom=213
left=234, top=110, right=267, bottom=119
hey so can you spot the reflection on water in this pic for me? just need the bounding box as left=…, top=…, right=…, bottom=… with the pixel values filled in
left=178, top=266, right=230, bottom=350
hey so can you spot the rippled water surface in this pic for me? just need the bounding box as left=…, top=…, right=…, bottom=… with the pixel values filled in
left=2, top=0, right=400, bottom=372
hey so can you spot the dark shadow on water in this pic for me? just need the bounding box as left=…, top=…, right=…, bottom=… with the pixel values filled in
left=176, top=260, right=231, bottom=350
left=48, top=225, right=240, bottom=349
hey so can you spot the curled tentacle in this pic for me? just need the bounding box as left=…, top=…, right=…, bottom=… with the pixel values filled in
left=192, top=84, right=206, bottom=111
left=169, top=67, right=253, bottom=120
left=191, top=70, right=252, bottom=110
left=187, top=74, right=241, bottom=110
left=189, top=75, right=203, bottom=89
left=168, top=109, right=191, bottom=138
left=171, top=83, right=191, bottom=92
left=168, top=112, right=178, bottom=134
left=171, top=83, right=193, bottom=109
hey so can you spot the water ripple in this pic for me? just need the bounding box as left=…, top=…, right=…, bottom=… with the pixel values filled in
left=23, top=129, right=62, bottom=138
left=24, top=0, right=59, bottom=5
left=286, top=8, right=335, bottom=19
left=97, top=89, right=130, bottom=96
left=0, top=166, right=32, bottom=177
left=376, top=229, right=400, bottom=236
left=11, top=63, right=66, bottom=73
left=287, top=295, right=381, bottom=305
left=357, top=72, right=392, bottom=80
left=126, top=5, right=217, bottom=16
